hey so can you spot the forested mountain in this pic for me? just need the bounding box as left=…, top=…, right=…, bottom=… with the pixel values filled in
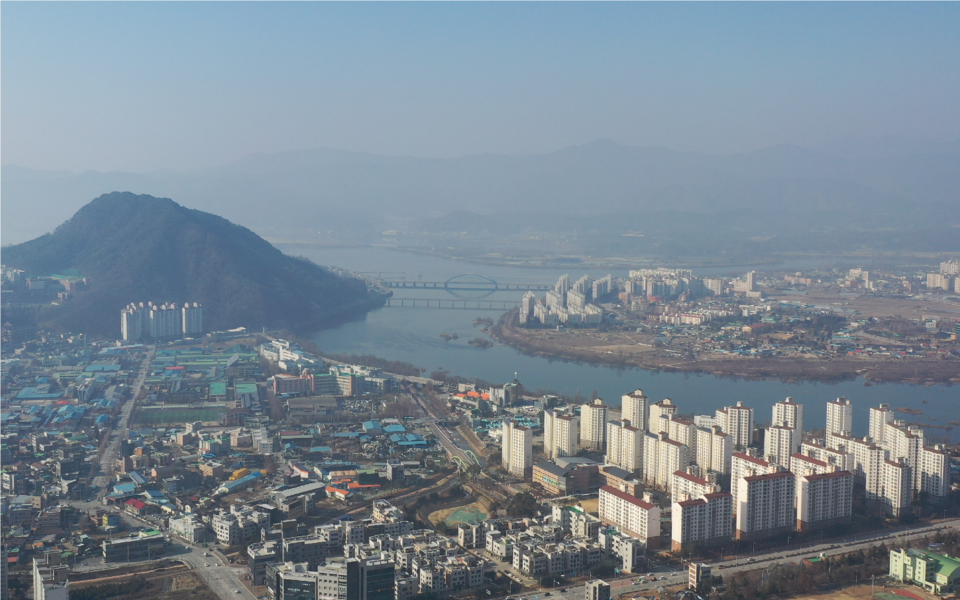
left=1, top=192, right=380, bottom=336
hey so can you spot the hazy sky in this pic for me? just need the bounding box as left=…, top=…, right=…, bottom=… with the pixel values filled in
left=3, top=3, right=959, bottom=173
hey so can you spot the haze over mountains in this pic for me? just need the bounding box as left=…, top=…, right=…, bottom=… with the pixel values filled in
left=3, top=137, right=959, bottom=248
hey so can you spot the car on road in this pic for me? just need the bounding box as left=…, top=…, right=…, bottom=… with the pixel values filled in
left=671, top=572, right=677, bottom=576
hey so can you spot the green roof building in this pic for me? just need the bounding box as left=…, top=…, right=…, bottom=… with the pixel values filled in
left=890, top=548, right=960, bottom=593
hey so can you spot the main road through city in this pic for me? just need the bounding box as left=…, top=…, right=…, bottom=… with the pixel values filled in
left=93, top=346, right=155, bottom=495
left=534, top=520, right=960, bottom=600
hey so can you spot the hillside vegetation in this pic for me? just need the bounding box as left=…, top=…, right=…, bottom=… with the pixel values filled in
left=2, top=192, right=379, bottom=336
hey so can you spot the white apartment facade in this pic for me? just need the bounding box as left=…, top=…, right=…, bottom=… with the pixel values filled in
left=621, top=390, right=649, bottom=433
left=672, top=492, right=732, bottom=552
left=825, top=397, right=853, bottom=437
left=772, top=399, right=804, bottom=451
left=502, top=420, right=533, bottom=479
left=606, top=420, right=643, bottom=475
left=735, top=470, right=795, bottom=541
left=718, top=401, right=754, bottom=448
left=598, top=486, right=661, bottom=549
left=764, top=425, right=797, bottom=468
left=581, top=400, right=609, bottom=451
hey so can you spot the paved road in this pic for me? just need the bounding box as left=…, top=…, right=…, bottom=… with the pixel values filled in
left=522, top=520, right=960, bottom=600
left=177, top=543, right=257, bottom=600
left=93, top=347, right=155, bottom=494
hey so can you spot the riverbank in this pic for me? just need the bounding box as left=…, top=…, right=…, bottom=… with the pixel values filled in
left=490, top=310, right=960, bottom=385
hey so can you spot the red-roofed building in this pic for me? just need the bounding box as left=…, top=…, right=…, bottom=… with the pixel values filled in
left=796, top=469, right=853, bottom=532
left=124, top=498, right=150, bottom=517
left=735, top=470, right=794, bottom=540
left=599, top=485, right=660, bottom=549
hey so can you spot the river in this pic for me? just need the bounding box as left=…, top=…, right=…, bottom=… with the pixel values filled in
left=280, top=245, right=958, bottom=443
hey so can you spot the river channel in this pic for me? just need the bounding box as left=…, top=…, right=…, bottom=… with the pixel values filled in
left=280, top=245, right=959, bottom=443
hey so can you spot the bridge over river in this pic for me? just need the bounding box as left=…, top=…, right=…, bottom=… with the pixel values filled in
left=379, top=273, right=551, bottom=295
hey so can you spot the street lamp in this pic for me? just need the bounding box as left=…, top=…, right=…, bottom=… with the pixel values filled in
left=753, top=542, right=756, bottom=556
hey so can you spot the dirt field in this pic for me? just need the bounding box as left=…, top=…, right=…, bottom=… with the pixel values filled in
left=578, top=498, right=599, bottom=514
left=788, top=584, right=938, bottom=600
left=69, top=563, right=219, bottom=600
left=429, top=497, right=492, bottom=526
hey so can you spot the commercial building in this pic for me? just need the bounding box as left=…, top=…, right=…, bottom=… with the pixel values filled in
left=598, top=486, right=660, bottom=549
left=825, top=397, right=853, bottom=437
left=102, top=533, right=165, bottom=562
left=580, top=400, right=609, bottom=452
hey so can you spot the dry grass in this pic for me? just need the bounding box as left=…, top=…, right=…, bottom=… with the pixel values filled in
left=429, top=499, right=489, bottom=526
left=578, top=498, right=599, bottom=514
left=788, top=584, right=938, bottom=600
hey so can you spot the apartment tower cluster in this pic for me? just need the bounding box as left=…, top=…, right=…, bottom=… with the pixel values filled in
left=121, top=301, right=203, bottom=341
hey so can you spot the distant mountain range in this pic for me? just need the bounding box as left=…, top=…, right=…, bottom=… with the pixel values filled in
left=1, top=193, right=381, bottom=336
left=2, top=137, right=958, bottom=247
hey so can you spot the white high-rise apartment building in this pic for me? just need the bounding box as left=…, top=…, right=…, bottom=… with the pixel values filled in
left=764, top=424, right=796, bottom=467
left=606, top=420, right=643, bottom=475
left=599, top=487, right=661, bottom=548
left=658, top=438, right=690, bottom=492
left=825, top=397, right=853, bottom=436
left=544, top=409, right=556, bottom=460
left=621, top=390, right=649, bottom=433
left=879, top=458, right=912, bottom=517
left=671, top=491, right=732, bottom=552
left=826, top=431, right=883, bottom=498
left=918, top=445, right=950, bottom=501
left=735, top=470, right=795, bottom=540
left=799, top=441, right=851, bottom=472
left=869, top=404, right=895, bottom=447
left=731, top=452, right=770, bottom=515
left=795, top=469, right=853, bottom=532
left=580, top=399, right=609, bottom=451
left=669, top=417, right=697, bottom=458
left=543, top=410, right=579, bottom=460
left=181, top=302, right=203, bottom=336
left=671, top=470, right=716, bottom=503
left=502, top=420, right=532, bottom=479
left=642, top=432, right=690, bottom=491
left=772, top=399, right=804, bottom=451
left=883, top=421, right=924, bottom=489
left=719, top=401, right=754, bottom=448
left=649, top=399, right=678, bottom=432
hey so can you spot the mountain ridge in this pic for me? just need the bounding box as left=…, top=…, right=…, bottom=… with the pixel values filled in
left=1, top=192, right=380, bottom=336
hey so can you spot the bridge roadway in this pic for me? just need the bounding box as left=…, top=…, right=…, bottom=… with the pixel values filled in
left=384, top=297, right=519, bottom=310
left=383, top=281, right=552, bottom=291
